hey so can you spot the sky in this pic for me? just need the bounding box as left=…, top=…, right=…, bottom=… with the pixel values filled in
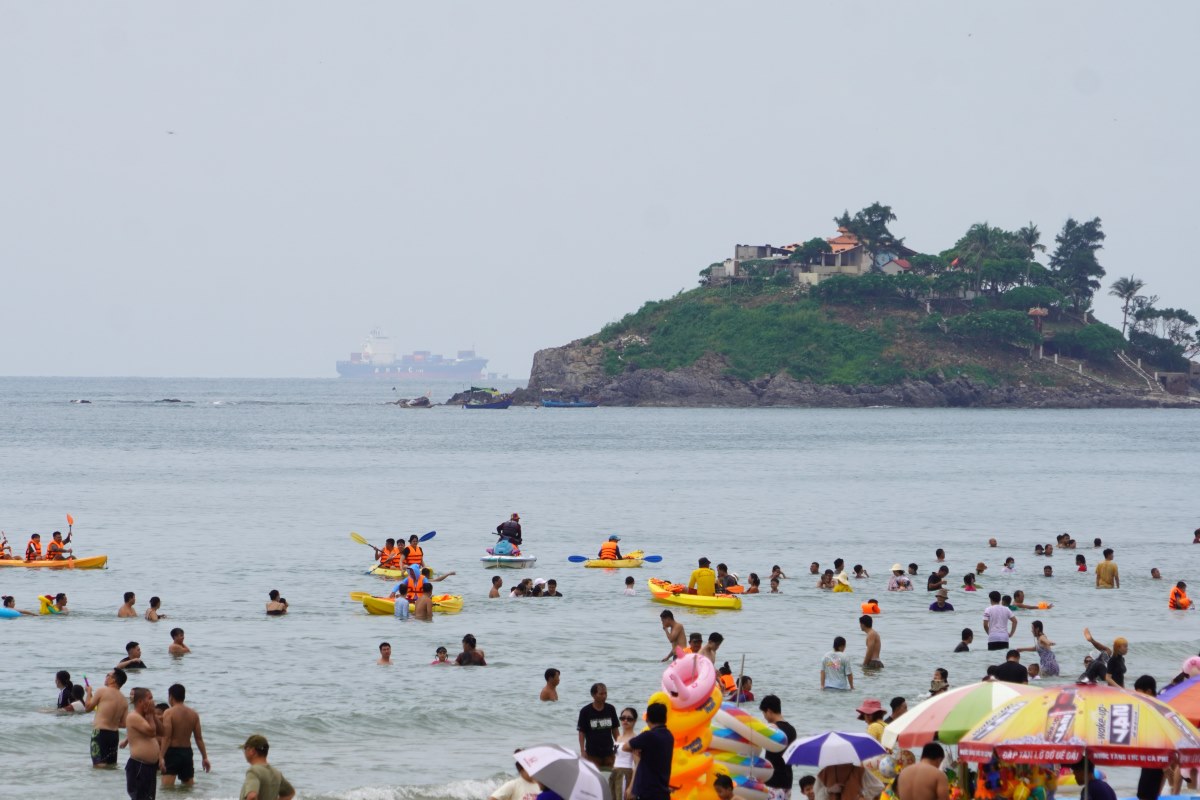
left=2, top=2, right=1197, bottom=378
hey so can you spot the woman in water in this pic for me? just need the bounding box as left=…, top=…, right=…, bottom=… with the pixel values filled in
left=962, top=574, right=977, bottom=591
left=1017, top=620, right=1060, bottom=677
left=2, top=595, right=36, bottom=615
left=1075, top=554, right=1087, bottom=572
left=745, top=573, right=761, bottom=594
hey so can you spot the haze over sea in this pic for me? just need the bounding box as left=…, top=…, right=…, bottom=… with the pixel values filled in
left=1, top=377, right=1197, bottom=800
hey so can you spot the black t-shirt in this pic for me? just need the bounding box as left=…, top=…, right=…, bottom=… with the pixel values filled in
left=628, top=725, right=674, bottom=800
left=1082, top=652, right=1121, bottom=685
left=927, top=573, right=944, bottom=591
left=1137, top=769, right=1164, bottom=800
left=991, top=660, right=1029, bottom=683
left=954, top=641, right=970, bottom=652
left=763, top=720, right=798, bottom=788
left=576, top=703, right=619, bottom=757
left=1108, top=654, right=1127, bottom=687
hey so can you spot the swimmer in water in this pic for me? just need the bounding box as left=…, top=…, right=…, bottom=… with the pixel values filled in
left=988, top=538, right=998, bottom=547
left=1151, top=568, right=1162, bottom=580
left=1043, top=565, right=1053, bottom=578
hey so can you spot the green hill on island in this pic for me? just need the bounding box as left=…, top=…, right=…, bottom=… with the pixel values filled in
left=521, top=205, right=1198, bottom=407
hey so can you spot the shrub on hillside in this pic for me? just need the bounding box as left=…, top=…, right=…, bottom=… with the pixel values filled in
left=998, top=286, right=1064, bottom=311
left=946, top=311, right=1041, bottom=347
left=1053, top=323, right=1125, bottom=363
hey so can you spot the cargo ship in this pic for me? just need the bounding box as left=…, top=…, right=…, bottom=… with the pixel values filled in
left=336, top=329, right=488, bottom=380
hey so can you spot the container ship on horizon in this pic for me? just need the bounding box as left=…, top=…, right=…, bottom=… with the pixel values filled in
left=336, top=329, right=489, bottom=380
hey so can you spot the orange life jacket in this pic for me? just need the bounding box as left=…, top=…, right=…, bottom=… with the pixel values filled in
left=861, top=601, right=881, bottom=614
left=598, top=541, right=620, bottom=560
left=379, top=546, right=401, bottom=568
left=404, top=574, right=427, bottom=601
left=718, top=673, right=736, bottom=694
left=1170, top=587, right=1191, bottom=610
left=404, top=544, right=423, bottom=566
left=25, top=539, right=42, bottom=561
left=47, top=540, right=67, bottom=559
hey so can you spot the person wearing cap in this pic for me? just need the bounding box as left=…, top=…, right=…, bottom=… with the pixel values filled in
left=240, top=734, right=294, bottom=800
left=496, top=513, right=523, bottom=550
left=688, top=557, right=716, bottom=596
left=856, top=699, right=887, bottom=741
left=597, top=535, right=622, bottom=561
left=887, top=564, right=912, bottom=591
left=929, top=590, right=954, bottom=612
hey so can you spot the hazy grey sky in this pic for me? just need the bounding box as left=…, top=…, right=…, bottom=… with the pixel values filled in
left=3, top=2, right=1197, bottom=378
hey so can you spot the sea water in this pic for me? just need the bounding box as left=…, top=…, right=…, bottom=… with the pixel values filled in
left=0, top=377, right=1197, bottom=800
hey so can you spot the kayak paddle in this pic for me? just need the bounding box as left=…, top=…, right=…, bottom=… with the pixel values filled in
left=419, top=530, right=436, bottom=542
left=568, top=553, right=662, bottom=563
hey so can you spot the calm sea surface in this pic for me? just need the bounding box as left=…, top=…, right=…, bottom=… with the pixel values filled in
left=1, top=377, right=1197, bottom=800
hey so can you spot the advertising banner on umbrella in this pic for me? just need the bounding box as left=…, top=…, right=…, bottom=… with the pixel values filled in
left=959, top=685, right=1200, bottom=768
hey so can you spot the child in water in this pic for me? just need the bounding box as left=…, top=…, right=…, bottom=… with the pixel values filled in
left=963, top=574, right=977, bottom=591
left=430, top=647, right=450, bottom=665
left=623, top=576, right=635, bottom=596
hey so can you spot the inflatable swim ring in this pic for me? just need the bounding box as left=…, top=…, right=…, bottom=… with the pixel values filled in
left=0, top=607, right=19, bottom=619
left=710, top=752, right=774, bottom=781
left=709, top=727, right=762, bottom=756
left=671, top=750, right=713, bottom=785
left=649, top=690, right=717, bottom=749
left=38, top=595, right=60, bottom=615
left=732, top=775, right=770, bottom=800
left=713, top=705, right=788, bottom=752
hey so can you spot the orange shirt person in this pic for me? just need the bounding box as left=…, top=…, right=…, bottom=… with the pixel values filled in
left=597, top=536, right=622, bottom=561
left=46, top=531, right=73, bottom=561
left=378, top=539, right=402, bottom=569
left=1169, top=581, right=1193, bottom=610
left=25, top=534, right=43, bottom=562
left=403, top=535, right=424, bottom=567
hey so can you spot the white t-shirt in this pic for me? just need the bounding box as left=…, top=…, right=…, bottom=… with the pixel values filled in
left=822, top=650, right=853, bottom=690
left=489, top=776, right=542, bottom=800
left=982, top=604, right=1014, bottom=643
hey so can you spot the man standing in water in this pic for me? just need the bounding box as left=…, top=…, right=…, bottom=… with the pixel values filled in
left=240, top=735, right=295, bottom=800
left=85, top=668, right=128, bottom=768
left=859, top=615, right=883, bottom=670
left=894, top=742, right=949, bottom=800
left=659, top=610, right=686, bottom=661
left=118, top=592, right=138, bottom=618
left=577, top=682, right=620, bottom=769
left=1096, top=548, right=1120, bottom=589
left=541, top=669, right=560, bottom=701
left=125, top=687, right=162, bottom=800
left=159, top=683, right=210, bottom=789
left=412, top=583, right=434, bottom=620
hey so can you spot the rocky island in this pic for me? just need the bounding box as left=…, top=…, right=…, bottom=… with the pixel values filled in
left=513, top=206, right=1199, bottom=409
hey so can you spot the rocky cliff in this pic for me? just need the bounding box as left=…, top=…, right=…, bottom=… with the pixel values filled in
left=513, top=341, right=1190, bottom=409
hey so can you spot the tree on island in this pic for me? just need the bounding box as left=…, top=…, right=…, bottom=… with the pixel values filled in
left=1108, top=275, right=1145, bottom=337
left=834, top=202, right=903, bottom=265
left=788, top=237, right=830, bottom=265
left=1049, top=217, right=1106, bottom=316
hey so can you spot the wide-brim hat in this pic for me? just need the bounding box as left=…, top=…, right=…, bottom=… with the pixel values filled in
left=856, top=698, right=884, bottom=718
left=835, top=573, right=851, bottom=586
left=935, top=589, right=949, bottom=599
left=890, top=563, right=903, bottom=572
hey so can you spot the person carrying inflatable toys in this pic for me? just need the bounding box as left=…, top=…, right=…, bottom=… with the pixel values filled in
left=1170, top=581, right=1193, bottom=610
left=598, top=535, right=622, bottom=561
left=46, top=531, right=73, bottom=561
left=25, top=533, right=42, bottom=562
left=378, top=538, right=402, bottom=569
left=403, top=534, right=424, bottom=568
left=861, top=599, right=881, bottom=614
left=687, top=557, right=717, bottom=596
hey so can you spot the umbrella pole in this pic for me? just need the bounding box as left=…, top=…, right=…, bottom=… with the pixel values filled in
left=735, top=655, right=746, bottom=708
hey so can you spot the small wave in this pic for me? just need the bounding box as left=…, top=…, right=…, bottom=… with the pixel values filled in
left=316, top=777, right=504, bottom=800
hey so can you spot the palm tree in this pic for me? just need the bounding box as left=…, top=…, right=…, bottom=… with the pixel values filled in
left=1108, top=275, right=1145, bottom=337
left=1016, top=223, right=1046, bottom=259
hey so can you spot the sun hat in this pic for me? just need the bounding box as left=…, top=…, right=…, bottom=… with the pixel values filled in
left=835, top=573, right=851, bottom=586
left=855, top=699, right=884, bottom=718
left=699, top=557, right=711, bottom=566
left=891, top=563, right=903, bottom=572
left=936, top=589, right=949, bottom=599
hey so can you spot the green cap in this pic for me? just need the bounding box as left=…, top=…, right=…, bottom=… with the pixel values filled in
left=242, top=734, right=269, bottom=753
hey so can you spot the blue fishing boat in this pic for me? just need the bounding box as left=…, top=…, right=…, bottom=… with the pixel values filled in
left=462, top=387, right=512, bottom=409
left=464, top=397, right=512, bottom=409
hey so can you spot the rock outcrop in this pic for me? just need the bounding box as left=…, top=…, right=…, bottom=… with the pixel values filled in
left=511, top=340, right=1194, bottom=409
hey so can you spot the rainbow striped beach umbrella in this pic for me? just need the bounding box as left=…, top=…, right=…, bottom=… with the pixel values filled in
left=881, top=681, right=1041, bottom=750
left=959, top=684, right=1200, bottom=768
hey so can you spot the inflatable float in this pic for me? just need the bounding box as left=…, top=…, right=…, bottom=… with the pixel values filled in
left=648, top=578, right=742, bottom=611
left=0, top=607, right=19, bottom=619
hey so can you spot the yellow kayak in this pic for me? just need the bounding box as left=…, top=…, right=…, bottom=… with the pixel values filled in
left=648, top=578, right=741, bottom=610
left=584, top=549, right=644, bottom=569
left=366, top=563, right=432, bottom=578
left=353, top=593, right=463, bottom=615
left=0, top=555, right=107, bottom=570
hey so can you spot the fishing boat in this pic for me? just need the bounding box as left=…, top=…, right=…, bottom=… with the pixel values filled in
left=462, top=387, right=513, bottom=409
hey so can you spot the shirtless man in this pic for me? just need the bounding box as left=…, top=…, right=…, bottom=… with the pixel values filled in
left=160, top=683, right=210, bottom=788
left=700, top=632, right=724, bottom=664
left=894, top=742, right=949, bottom=800
left=377, top=642, right=392, bottom=665
left=84, top=668, right=128, bottom=768
left=51, top=592, right=69, bottom=613
left=265, top=589, right=288, bottom=615
left=659, top=610, right=686, bottom=662
left=412, top=582, right=434, bottom=621
left=118, top=591, right=138, bottom=618
left=125, top=687, right=162, bottom=800
left=541, top=668, right=560, bottom=701
left=860, top=615, right=883, bottom=669
left=168, top=628, right=191, bottom=655
left=488, top=575, right=503, bottom=598
left=117, top=642, right=147, bottom=670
